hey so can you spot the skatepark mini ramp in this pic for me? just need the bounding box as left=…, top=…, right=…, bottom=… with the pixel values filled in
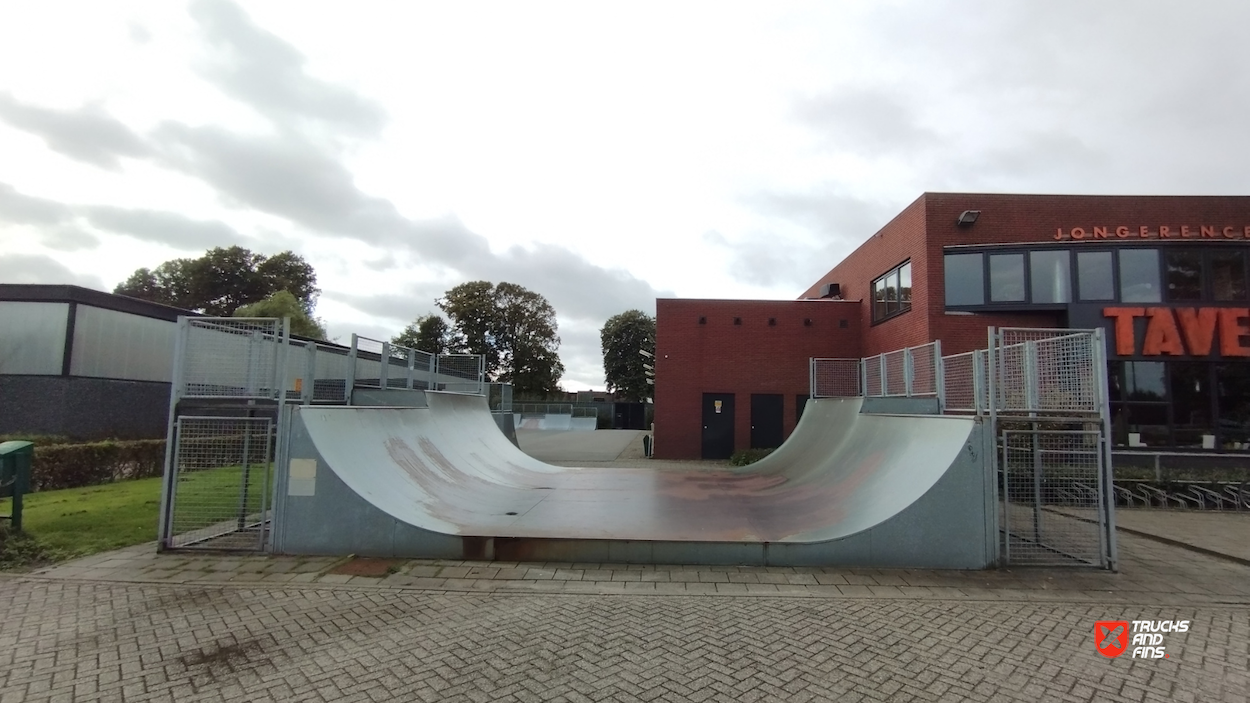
left=272, top=392, right=996, bottom=568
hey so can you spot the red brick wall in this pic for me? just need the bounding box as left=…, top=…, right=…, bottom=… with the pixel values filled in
left=654, top=299, right=861, bottom=459
left=805, top=192, right=1250, bottom=355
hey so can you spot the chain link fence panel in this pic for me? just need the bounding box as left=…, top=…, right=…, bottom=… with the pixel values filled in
left=995, top=329, right=1100, bottom=414
left=183, top=319, right=283, bottom=399
left=942, top=351, right=977, bottom=412
left=809, top=358, right=861, bottom=397
left=883, top=349, right=907, bottom=396
left=435, top=354, right=485, bottom=394
left=909, top=342, right=940, bottom=397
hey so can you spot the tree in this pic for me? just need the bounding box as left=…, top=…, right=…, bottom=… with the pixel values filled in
left=437, top=281, right=564, bottom=395
left=600, top=310, right=656, bottom=401
left=233, top=290, right=328, bottom=340
left=114, top=246, right=319, bottom=316
left=393, top=314, right=462, bottom=355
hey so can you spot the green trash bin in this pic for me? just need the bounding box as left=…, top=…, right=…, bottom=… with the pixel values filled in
left=1, top=441, right=33, bottom=533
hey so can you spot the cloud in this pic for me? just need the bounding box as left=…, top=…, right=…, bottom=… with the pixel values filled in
left=793, top=87, right=939, bottom=155
left=128, top=22, right=152, bottom=45
left=0, top=253, right=106, bottom=289
left=724, top=190, right=893, bottom=289
left=81, top=205, right=243, bottom=249
left=329, top=288, right=449, bottom=326
left=0, top=182, right=73, bottom=225
left=40, top=226, right=100, bottom=251
left=188, top=0, right=387, bottom=137
left=0, top=93, right=151, bottom=170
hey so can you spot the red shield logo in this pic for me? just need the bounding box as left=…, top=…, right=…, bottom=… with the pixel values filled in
left=1095, top=621, right=1129, bottom=658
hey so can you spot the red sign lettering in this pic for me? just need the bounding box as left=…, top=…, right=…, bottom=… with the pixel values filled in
left=1142, top=308, right=1184, bottom=355
left=1104, top=306, right=1250, bottom=357
left=1055, top=225, right=1250, bottom=242
left=1175, top=308, right=1218, bottom=356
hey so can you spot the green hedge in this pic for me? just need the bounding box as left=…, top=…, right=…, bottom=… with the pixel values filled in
left=729, top=448, right=775, bottom=466
left=30, top=440, right=166, bottom=492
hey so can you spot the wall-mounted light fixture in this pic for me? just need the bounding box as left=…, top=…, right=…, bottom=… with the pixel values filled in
left=956, top=210, right=981, bottom=226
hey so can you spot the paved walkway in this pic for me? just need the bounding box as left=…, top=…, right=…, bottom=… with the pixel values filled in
left=1, top=526, right=1248, bottom=703
left=1110, top=509, right=1250, bottom=564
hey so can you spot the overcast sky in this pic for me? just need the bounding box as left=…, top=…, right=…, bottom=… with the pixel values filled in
left=2, top=1, right=1247, bottom=389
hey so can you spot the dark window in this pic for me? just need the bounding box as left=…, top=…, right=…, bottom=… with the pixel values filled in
left=1165, top=250, right=1203, bottom=301
left=1119, top=249, right=1161, bottom=302
left=1111, top=402, right=1170, bottom=447
left=1211, top=250, right=1247, bottom=301
left=1029, top=250, right=1070, bottom=303
left=1077, top=251, right=1114, bottom=301
left=989, top=253, right=1025, bottom=302
left=944, top=253, right=984, bottom=306
left=1170, top=362, right=1210, bottom=448
left=1217, top=363, right=1250, bottom=447
left=1118, top=361, right=1167, bottom=401
left=872, top=261, right=912, bottom=322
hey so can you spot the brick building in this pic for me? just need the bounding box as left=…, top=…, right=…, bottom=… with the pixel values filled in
left=654, top=192, right=1250, bottom=459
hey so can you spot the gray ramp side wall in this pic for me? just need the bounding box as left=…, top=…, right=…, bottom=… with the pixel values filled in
left=766, top=418, right=993, bottom=568
left=272, top=411, right=463, bottom=558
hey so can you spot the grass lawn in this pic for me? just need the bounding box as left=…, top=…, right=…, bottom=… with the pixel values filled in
left=1, top=464, right=271, bottom=569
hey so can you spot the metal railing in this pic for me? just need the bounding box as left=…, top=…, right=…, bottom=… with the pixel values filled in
left=810, top=342, right=942, bottom=401
left=347, top=335, right=485, bottom=396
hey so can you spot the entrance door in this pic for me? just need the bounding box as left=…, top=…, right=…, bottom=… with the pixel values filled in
left=751, top=394, right=784, bottom=449
left=701, top=393, right=735, bottom=459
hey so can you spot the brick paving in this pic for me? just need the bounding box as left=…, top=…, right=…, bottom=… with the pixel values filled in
left=0, top=527, right=1246, bottom=702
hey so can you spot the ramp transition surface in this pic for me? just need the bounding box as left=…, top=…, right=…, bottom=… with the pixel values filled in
left=275, top=392, right=995, bottom=567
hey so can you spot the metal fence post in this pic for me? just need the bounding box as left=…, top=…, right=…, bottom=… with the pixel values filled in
left=379, top=342, right=390, bottom=389
left=1024, top=340, right=1039, bottom=413
left=904, top=347, right=914, bottom=397
left=809, top=358, right=816, bottom=399
left=346, top=334, right=358, bottom=405
left=157, top=317, right=189, bottom=550
left=1093, top=327, right=1118, bottom=571
left=934, top=340, right=945, bottom=411
left=879, top=354, right=887, bottom=396
left=987, top=327, right=1001, bottom=564
left=302, top=342, right=315, bottom=405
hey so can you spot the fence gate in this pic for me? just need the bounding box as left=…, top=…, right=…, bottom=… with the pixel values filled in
left=158, top=317, right=289, bottom=551
left=990, top=328, right=1116, bottom=569
left=1000, top=429, right=1108, bottom=565
left=166, top=416, right=274, bottom=549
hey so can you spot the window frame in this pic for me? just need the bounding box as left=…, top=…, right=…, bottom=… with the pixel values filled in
left=871, top=260, right=913, bottom=325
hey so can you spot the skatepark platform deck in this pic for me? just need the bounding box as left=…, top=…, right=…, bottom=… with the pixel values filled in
left=272, top=392, right=996, bottom=568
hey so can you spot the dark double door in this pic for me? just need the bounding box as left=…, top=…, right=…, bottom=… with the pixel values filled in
left=701, top=393, right=784, bottom=459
